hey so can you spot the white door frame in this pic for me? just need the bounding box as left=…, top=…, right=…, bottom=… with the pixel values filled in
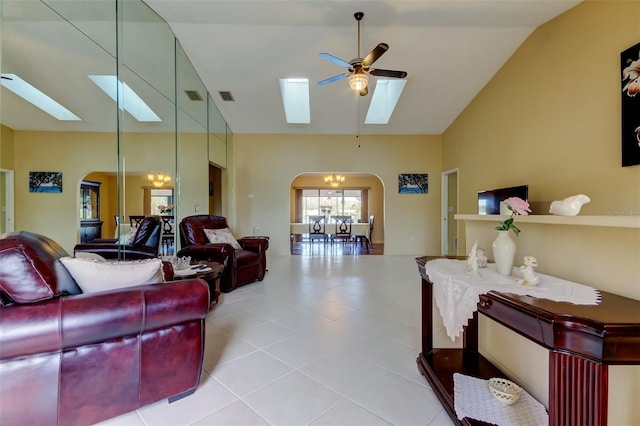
left=0, top=169, right=15, bottom=233
left=441, top=168, right=458, bottom=255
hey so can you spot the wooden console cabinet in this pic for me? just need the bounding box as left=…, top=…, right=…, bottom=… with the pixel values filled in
left=415, top=256, right=640, bottom=426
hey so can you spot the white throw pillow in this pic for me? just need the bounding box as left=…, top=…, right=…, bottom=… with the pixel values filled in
left=75, top=252, right=107, bottom=261
left=204, top=227, right=242, bottom=249
left=60, top=257, right=164, bottom=294
left=117, top=227, right=138, bottom=245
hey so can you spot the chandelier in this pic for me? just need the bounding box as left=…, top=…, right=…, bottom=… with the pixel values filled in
left=148, top=172, right=171, bottom=188
left=324, top=173, right=345, bottom=188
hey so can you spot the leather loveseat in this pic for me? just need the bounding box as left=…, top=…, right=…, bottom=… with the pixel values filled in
left=73, top=215, right=162, bottom=260
left=0, top=231, right=209, bottom=426
left=177, top=215, right=268, bottom=293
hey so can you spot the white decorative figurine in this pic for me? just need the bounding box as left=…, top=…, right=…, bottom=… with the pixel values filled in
left=549, top=194, right=591, bottom=216
left=516, top=256, right=540, bottom=286
left=476, top=247, right=487, bottom=268
left=465, top=240, right=480, bottom=277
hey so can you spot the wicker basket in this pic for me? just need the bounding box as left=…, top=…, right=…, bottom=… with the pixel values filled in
left=488, top=378, right=522, bottom=405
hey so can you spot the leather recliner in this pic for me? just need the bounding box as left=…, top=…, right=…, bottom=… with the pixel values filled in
left=73, top=215, right=162, bottom=260
left=0, top=231, right=209, bottom=426
left=177, top=215, right=268, bottom=293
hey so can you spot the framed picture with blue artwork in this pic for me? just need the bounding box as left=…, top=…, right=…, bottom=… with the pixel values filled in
left=398, top=173, right=428, bottom=194
left=621, top=42, right=640, bottom=167
left=29, top=172, right=62, bottom=193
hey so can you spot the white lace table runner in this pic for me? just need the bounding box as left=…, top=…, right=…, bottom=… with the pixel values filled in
left=454, top=373, right=548, bottom=425
left=424, top=259, right=601, bottom=340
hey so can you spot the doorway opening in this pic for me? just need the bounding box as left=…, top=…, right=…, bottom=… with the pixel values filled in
left=290, top=172, right=383, bottom=255
left=441, top=168, right=459, bottom=256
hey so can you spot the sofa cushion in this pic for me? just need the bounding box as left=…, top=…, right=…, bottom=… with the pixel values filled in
left=0, top=231, right=82, bottom=304
left=204, top=227, right=242, bottom=249
left=59, top=257, right=164, bottom=294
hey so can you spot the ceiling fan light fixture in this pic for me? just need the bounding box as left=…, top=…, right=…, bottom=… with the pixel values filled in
left=348, top=73, right=369, bottom=92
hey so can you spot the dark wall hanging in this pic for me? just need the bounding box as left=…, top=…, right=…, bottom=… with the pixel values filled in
left=621, top=42, right=640, bottom=167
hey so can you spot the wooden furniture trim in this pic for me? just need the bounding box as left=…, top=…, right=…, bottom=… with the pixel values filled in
left=415, top=256, right=640, bottom=426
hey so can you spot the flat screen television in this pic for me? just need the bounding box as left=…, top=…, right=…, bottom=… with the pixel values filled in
left=478, top=185, right=528, bottom=215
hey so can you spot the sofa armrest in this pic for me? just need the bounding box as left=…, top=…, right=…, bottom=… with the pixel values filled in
left=237, top=237, right=269, bottom=253
left=73, top=243, right=158, bottom=260
left=177, top=243, right=235, bottom=265
left=0, top=279, right=209, bottom=360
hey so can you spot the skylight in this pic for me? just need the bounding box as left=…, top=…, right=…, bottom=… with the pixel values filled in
left=279, top=78, right=310, bottom=124
left=0, top=73, right=81, bottom=121
left=365, top=79, right=406, bottom=124
left=88, top=75, right=161, bottom=122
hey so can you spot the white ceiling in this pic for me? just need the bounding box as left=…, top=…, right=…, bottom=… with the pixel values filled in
left=143, top=0, right=582, bottom=135
left=1, top=0, right=582, bottom=135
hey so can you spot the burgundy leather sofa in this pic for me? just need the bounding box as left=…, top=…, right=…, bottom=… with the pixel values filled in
left=177, top=215, right=268, bottom=293
left=0, top=231, right=209, bottom=426
left=73, top=215, right=162, bottom=260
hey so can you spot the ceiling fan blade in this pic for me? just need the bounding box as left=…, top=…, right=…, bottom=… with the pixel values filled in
left=369, top=68, right=408, bottom=79
left=319, top=53, right=351, bottom=68
left=359, top=86, right=368, bottom=96
left=317, top=73, right=348, bottom=86
left=362, top=43, right=389, bottom=67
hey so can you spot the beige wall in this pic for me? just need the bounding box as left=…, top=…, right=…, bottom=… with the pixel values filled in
left=442, top=3, right=640, bottom=422
left=233, top=134, right=443, bottom=255
left=1, top=125, right=14, bottom=169
left=443, top=0, right=640, bottom=292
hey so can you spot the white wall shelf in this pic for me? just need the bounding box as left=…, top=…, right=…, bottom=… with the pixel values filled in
left=454, top=214, right=640, bottom=229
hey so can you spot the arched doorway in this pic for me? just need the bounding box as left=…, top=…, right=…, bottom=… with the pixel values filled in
left=290, top=172, right=383, bottom=255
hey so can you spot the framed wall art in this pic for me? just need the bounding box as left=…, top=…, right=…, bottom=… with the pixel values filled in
left=398, top=173, right=428, bottom=194
left=29, top=171, right=62, bottom=193
left=621, top=42, right=640, bottom=167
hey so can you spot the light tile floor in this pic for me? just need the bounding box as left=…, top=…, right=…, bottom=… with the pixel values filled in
left=98, top=255, right=456, bottom=426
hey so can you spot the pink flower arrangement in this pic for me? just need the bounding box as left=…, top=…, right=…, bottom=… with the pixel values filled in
left=495, top=197, right=531, bottom=237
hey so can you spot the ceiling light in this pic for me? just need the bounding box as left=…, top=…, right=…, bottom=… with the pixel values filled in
left=148, top=173, right=171, bottom=188
left=348, top=72, right=369, bottom=92
left=279, top=78, right=310, bottom=124
left=89, top=75, right=161, bottom=122
left=0, top=73, right=81, bottom=121
left=324, top=174, right=345, bottom=188
left=365, top=79, right=406, bottom=124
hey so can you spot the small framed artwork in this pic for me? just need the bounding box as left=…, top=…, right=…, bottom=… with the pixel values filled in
left=621, top=42, right=640, bottom=167
left=399, top=173, right=428, bottom=194
left=29, top=172, right=62, bottom=193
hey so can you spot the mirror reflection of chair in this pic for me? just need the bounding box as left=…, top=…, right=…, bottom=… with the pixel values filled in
left=129, top=215, right=145, bottom=228
left=308, top=215, right=328, bottom=244
left=331, top=216, right=352, bottom=246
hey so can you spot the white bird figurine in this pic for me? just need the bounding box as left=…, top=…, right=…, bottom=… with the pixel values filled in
left=465, top=240, right=480, bottom=277
left=516, top=256, right=539, bottom=286
left=549, top=194, right=591, bottom=216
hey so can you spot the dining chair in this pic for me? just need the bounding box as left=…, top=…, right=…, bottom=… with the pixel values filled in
left=331, top=216, right=352, bottom=246
left=129, top=215, right=145, bottom=228
left=354, top=214, right=374, bottom=249
left=308, top=215, right=328, bottom=244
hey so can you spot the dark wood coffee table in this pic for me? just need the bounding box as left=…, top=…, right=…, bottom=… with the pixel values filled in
left=173, top=261, right=224, bottom=305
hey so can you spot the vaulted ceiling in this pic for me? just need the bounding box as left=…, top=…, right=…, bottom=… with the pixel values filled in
left=144, top=0, right=582, bottom=135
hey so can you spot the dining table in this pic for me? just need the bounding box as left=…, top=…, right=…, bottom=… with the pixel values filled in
left=290, top=222, right=370, bottom=237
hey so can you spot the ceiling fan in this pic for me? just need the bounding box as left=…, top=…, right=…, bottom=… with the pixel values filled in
left=318, top=12, right=407, bottom=96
